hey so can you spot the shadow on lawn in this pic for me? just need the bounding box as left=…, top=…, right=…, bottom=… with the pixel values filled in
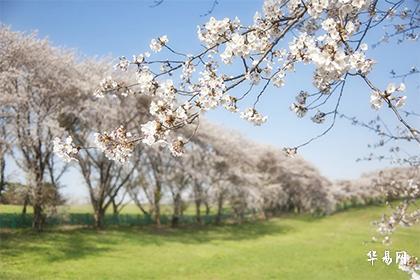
left=0, top=220, right=294, bottom=261
left=132, top=220, right=296, bottom=244
left=0, top=228, right=114, bottom=262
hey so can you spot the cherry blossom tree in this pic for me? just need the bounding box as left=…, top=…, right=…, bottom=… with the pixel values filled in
left=191, top=122, right=334, bottom=221
left=58, top=85, right=150, bottom=228
left=0, top=27, right=88, bottom=231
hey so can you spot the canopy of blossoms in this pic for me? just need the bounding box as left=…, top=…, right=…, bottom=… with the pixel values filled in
left=54, top=0, right=419, bottom=164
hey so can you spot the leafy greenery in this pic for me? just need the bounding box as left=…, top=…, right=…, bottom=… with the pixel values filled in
left=1, top=204, right=419, bottom=279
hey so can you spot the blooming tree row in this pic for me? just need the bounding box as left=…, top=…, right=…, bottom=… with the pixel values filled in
left=0, top=27, right=337, bottom=230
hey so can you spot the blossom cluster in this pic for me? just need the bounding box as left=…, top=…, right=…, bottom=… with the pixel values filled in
left=197, top=17, right=240, bottom=47
left=53, top=136, right=79, bottom=162
left=94, top=76, right=132, bottom=98
left=240, top=108, right=268, bottom=126
left=370, top=83, right=407, bottom=110
left=169, top=136, right=186, bottom=157
left=398, top=253, right=420, bottom=280
left=150, top=35, right=169, bottom=53
left=94, top=126, right=135, bottom=163
left=290, top=90, right=309, bottom=118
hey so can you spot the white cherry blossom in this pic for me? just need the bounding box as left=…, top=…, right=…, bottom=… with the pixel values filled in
left=53, top=136, right=79, bottom=162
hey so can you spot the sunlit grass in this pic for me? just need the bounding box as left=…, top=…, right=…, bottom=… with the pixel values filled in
left=0, top=204, right=418, bottom=280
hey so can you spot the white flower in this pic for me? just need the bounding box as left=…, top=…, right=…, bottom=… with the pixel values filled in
left=114, top=56, right=130, bottom=72
left=345, top=21, right=356, bottom=35
left=321, top=18, right=336, bottom=32
left=245, top=70, right=261, bottom=85
left=53, top=136, right=78, bottom=162
left=174, top=102, right=192, bottom=122
left=360, top=43, right=368, bottom=51
left=283, top=147, right=297, bottom=158
left=150, top=35, right=169, bottom=52
left=94, top=126, right=134, bottom=164
left=169, top=136, right=185, bottom=157
left=132, top=52, right=150, bottom=64
left=136, top=68, right=155, bottom=95
left=311, top=110, right=326, bottom=124
left=295, top=90, right=308, bottom=104
left=370, top=91, right=383, bottom=110
left=240, top=108, right=267, bottom=126
left=181, top=59, right=195, bottom=82
left=195, top=68, right=226, bottom=111
left=94, top=76, right=118, bottom=98
left=221, top=33, right=250, bottom=64
left=290, top=103, right=308, bottom=118
left=141, top=121, right=159, bottom=145
left=386, top=83, right=397, bottom=94
left=398, top=253, right=420, bottom=280
left=141, top=120, right=168, bottom=146
left=197, top=17, right=233, bottom=47
left=273, top=71, right=285, bottom=87
left=397, top=83, right=406, bottom=92
left=156, top=79, right=176, bottom=100
left=222, top=95, right=239, bottom=112
left=307, top=0, right=329, bottom=18
left=395, top=96, right=407, bottom=108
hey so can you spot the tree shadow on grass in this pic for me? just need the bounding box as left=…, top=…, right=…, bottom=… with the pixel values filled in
left=0, top=220, right=294, bottom=262
left=0, top=227, right=113, bottom=262
left=278, top=213, right=326, bottom=223
left=99, top=219, right=296, bottom=247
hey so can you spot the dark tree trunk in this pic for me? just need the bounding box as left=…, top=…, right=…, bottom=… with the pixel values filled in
left=153, top=184, right=161, bottom=227
left=112, top=198, right=118, bottom=215
left=195, top=199, right=202, bottom=224
left=171, top=193, right=181, bottom=228
left=215, top=195, right=224, bottom=225
left=32, top=178, right=45, bottom=232
left=0, top=155, right=5, bottom=198
left=22, top=194, right=29, bottom=215
left=205, top=202, right=210, bottom=216
left=94, top=208, right=106, bottom=229
left=32, top=203, right=45, bottom=232
left=171, top=215, right=179, bottom=228
left=154, top=204, right=161, bottom=227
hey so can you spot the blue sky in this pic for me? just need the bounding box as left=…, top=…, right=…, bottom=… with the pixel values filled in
left=1, top=0, right=419, bottom=200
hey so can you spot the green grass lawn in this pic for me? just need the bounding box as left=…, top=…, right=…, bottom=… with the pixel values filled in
left=0, top=204, right=419, bottom=280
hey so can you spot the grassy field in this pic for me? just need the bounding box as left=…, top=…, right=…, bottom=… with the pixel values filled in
left=0, top=204, right=419, bottom=280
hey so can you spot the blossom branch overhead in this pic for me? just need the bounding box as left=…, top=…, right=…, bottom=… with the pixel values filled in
left=53, top=0, right=419, bottom=163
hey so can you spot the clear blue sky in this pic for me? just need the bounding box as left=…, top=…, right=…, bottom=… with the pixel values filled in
left=1, top=0, right=419, bottom=201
